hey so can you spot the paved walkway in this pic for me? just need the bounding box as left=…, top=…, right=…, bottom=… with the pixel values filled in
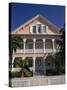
left=11, top=75, right=65, bottom=87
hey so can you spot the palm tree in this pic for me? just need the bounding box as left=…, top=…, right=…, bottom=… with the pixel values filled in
left=9, top=35, right=23, bottom=86
left=9, top=35, right=23, bottom=70
left=20, top=60, right=33, bottom=77
left=14, top=58, right=33, bottom=77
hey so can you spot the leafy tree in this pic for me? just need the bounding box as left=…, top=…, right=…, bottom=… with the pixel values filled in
left=54, top=24, right=65, bottom=74
left=45, top=24, right=65, bottom=75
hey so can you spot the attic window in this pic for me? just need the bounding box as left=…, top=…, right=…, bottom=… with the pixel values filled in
left=43, top=25, right=48, bottom=33
left=32, top=24, right=48, bottom=34
left=32, top=26, right=36, bottom=33
left=37, top=24, right=41, bottom=33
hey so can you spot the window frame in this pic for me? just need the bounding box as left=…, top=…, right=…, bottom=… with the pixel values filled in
left=32, top=25, right=36, bottom=33
left=37, top=24, right=42, bottom=33
left=42, top=25, right=47, bottom=33
left=31, top=23, right=48, bottom=34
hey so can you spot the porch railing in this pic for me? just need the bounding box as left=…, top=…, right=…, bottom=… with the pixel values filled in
left=35, top=49, right=44, bottom=53
left=45, top=49, right=53, bottom=53
left=16, top=49, right=58, bottom=54
left=16, top=49, right=24, bottom=53
left=26, top=49, right=34, bottom=53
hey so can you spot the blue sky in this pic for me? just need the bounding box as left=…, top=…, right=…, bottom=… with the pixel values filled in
left=10, top=3, right=65, bottom=31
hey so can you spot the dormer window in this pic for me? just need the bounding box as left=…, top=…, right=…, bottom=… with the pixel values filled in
left=32, top=23, right=48, bottom=33
left=37, top=24, right=41, bottom=33
left=43, top=25, right=47, bottom=33
left=32, top=26, right=36, bottom=33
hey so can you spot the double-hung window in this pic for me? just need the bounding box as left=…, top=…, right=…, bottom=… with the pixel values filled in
left=32, top=26, right=36, bottom=33
left=32, top=24, right=48, bottom=33
left=43, top=25, right=47, bottom=33
left=37, top=24, right=41, bottom=33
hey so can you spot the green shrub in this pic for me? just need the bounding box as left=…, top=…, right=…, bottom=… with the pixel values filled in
left=10, top=58, right=33, bottom=78
left=23, top=69, right=33, bottom=77
left=10, top=71, right=22, bottom=78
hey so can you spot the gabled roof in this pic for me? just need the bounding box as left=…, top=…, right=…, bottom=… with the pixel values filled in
left=11, top=14, right=60, bottom=34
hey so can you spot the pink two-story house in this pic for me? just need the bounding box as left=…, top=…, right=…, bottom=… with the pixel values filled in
left=11, top=14, right=61, bottom=75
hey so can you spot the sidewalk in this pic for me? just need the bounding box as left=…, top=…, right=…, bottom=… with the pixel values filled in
left=11, top=75, right=65, bottom=87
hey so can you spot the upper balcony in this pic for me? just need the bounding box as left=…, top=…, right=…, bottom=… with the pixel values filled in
left=15, top=48, right=59, bottom=54
left=14, top=38, right=60, bottom=54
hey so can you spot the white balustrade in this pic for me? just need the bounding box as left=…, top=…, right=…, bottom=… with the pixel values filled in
left=16, top=49, right=24, bottom=53
left=35, top=49, right=44, bottom=53
left=25, top=49, right=34, bottom=53
left=45, top=49, right=55, bottom=53
left=45, top=49, right=53, bottom=53
left=16, top=49, right=58, bottom=53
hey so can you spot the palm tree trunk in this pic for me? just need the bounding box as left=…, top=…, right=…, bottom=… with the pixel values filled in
left=11, top=49, right=15, bottom=71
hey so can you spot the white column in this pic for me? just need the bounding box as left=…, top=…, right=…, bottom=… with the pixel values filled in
left=12, top=56, right=14, bottom=68
left=42, top=25, right=43, bottom=33
left=23, top=38, right=26, bottom=54
left=43, top=57, right=46, bottom=75
left=12, top=49, right=14, bottom=71
left=33, top=56, right=36, bottom=75
left=52, top=39, right=55, bottom=53
left=36, top=25, right=38, bottom=33
left=33, top=38, right=36, bottom=53
left=43, top=39, right=46, bottom=53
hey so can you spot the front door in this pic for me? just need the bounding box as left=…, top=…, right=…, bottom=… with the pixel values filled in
left=35, top=57, right=45, bottom=75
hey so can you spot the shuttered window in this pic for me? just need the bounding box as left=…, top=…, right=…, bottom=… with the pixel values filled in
left=43, top=25, right=47, bottom=33
left=37, top=24, right=41, bottom=33
left=32, top=26, right=36, bottom=33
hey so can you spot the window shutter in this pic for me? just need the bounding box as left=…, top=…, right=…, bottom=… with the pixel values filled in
left=29, top=25, right=32, bottom=33
left=46, top=26, right=48, bottom=33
